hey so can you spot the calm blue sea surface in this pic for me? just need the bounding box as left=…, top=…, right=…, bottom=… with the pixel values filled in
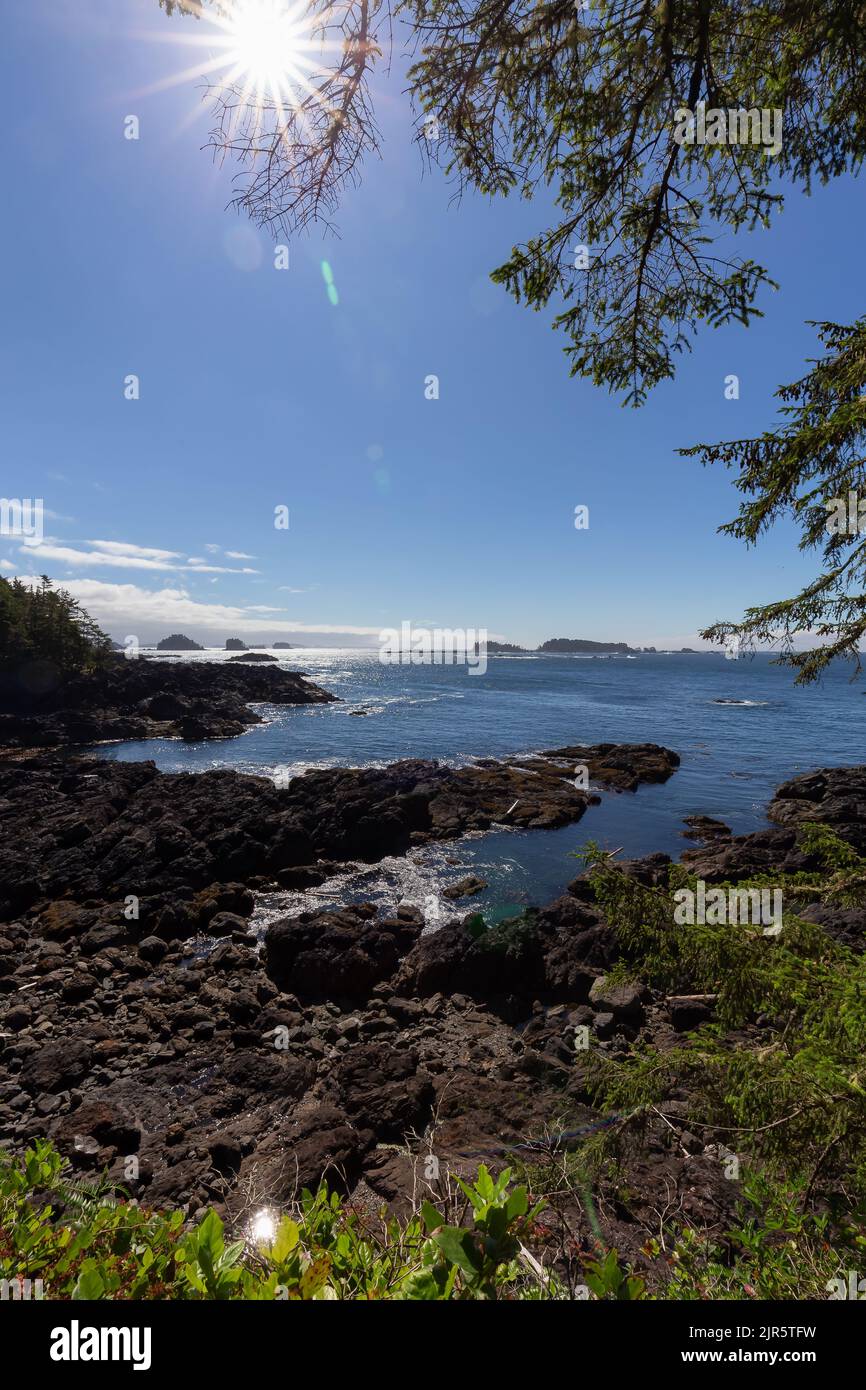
left=96, top=650, right=864, bottom=924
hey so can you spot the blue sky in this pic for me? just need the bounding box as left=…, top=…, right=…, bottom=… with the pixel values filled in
left=0, top=0, right=861, bottom=648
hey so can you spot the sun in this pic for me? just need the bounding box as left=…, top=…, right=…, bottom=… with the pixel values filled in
left=143, top=0, right=331, bottom=125
left=220, top=0, right=309, bottom=89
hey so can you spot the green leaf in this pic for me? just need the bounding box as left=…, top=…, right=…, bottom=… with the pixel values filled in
left=420, top=1200, right=443, bottom=1233
left=271, top=1215, right=300, bottom=1262
left=73, top=1260, right=105, bottom=1300
left=433, top=1227, right=483, bottom=1276
left=505, top=1187, right=528, bottom=1221
left=196, top=1209, right=224, bottom=1260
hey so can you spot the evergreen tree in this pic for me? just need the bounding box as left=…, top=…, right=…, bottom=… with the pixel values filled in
left=682, top=318, right=866, bottom=681
left=0, top=576, right=112, bottom=676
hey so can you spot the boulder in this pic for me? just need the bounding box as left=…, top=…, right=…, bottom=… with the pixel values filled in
left=264, top=905, right=422, bottom=1000
left=589, top=976, right=645, bottom=1023
left=20, top=1039, right=93, bottom=1094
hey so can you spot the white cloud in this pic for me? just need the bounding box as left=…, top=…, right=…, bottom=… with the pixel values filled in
left=225, top=550, right=257, bottom=560
left=54, top=579, right=382, bottom=642
left=186, top=561, right=259, bottom=574
left=21, top=543, right=180, bottom=572
left=19, top=540, right=259, bottom=575
left=88, top=540, right=182, bottom=562
left=0, top=559, right=14, bottom=572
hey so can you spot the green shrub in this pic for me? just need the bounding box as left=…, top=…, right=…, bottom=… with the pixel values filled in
left=0, top=1143, right=563, bottom=1301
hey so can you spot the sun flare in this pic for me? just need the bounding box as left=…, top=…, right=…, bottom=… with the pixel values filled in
left=146, top=0, right=330, bottom=124
left=221, top=0, right=308, bottom=89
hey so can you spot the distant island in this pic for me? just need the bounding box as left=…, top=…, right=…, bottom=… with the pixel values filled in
left=150, top=636, right=296, bottom=652
left=484, top=637, right=638, bottom=654
left=538, top=637, right=637, bottom=654
left=156, top=634, right=204, bottom=652
left=485, top=637, right=715, bottom=654
left=148, top=633, right=710, bottom=657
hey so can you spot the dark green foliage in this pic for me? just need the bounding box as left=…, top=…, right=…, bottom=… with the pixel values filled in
left=406, top=0, right=866, bottom=403
left=682, top=318, right=866, bottom=680
left=578, top=835, right=866, bottom=1208
left=160, top=0, right=866, bottom=403
left=0, top=575, right=111, bottom=677
left=657, top=1171, right=863, bottom=1300
left=0, top=1143, right=560, bottom=1300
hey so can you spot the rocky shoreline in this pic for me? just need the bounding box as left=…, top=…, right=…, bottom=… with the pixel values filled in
left=0, top=736, right=677, bottom=1213
left=1, top=674, right=863, bottom=1264
left=0, top=656, right=336, bottom=749
left=0, top=743, right=679, bottom=916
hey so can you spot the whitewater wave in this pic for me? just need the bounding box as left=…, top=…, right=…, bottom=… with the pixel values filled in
left=712, top=699, right=770, bottom=707
left=249, top=839, right=513, bottom=940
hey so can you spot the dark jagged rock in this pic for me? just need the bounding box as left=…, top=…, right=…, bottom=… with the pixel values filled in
left=442, top=875, right=487, bottom=900
left=393, top=896, right=611, bottom=1005
left=568, top=850, right=672, bottom=898
left=681, top=815, right=732, bottom=842
left=0, top=743, right=678, bottom=919
left=19, top=1039, right=94, bottom=1094
left=335, top=1043, right=434, bottom=1140
left=767, top=766, right=866, bottom=852
left=265, top=905, right=423, bottom=1001
left=0, top=739, right=679, bottom=1210
left=537, top=742, right=678, bottom=792
left=55, top=1101, right=140, bottom=1154
left=796, top=903, right=866, bottom=952
left=4, top=758, right=864, bottom=1229
left=0, top=657, right=336, bottom=749
left=20, top=747, right=866, bottom=1236
left=669, top=998, right=715, bottom=1032
left=681, top=765, right=866, bottom=882
left=681, top=826, right=805, bottom=882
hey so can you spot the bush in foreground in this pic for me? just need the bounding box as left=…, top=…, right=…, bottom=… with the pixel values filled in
left=2, top=1142, right=624, bottom=1300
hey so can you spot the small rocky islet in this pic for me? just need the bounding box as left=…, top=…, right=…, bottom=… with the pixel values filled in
left=0, top=656, right=863, bottom=1266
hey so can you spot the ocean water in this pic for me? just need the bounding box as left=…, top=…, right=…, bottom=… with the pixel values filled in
left=96, top=649, right=863, bottom=924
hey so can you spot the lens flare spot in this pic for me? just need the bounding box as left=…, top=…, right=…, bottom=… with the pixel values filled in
left=320, top=260, right=339, bottom=306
